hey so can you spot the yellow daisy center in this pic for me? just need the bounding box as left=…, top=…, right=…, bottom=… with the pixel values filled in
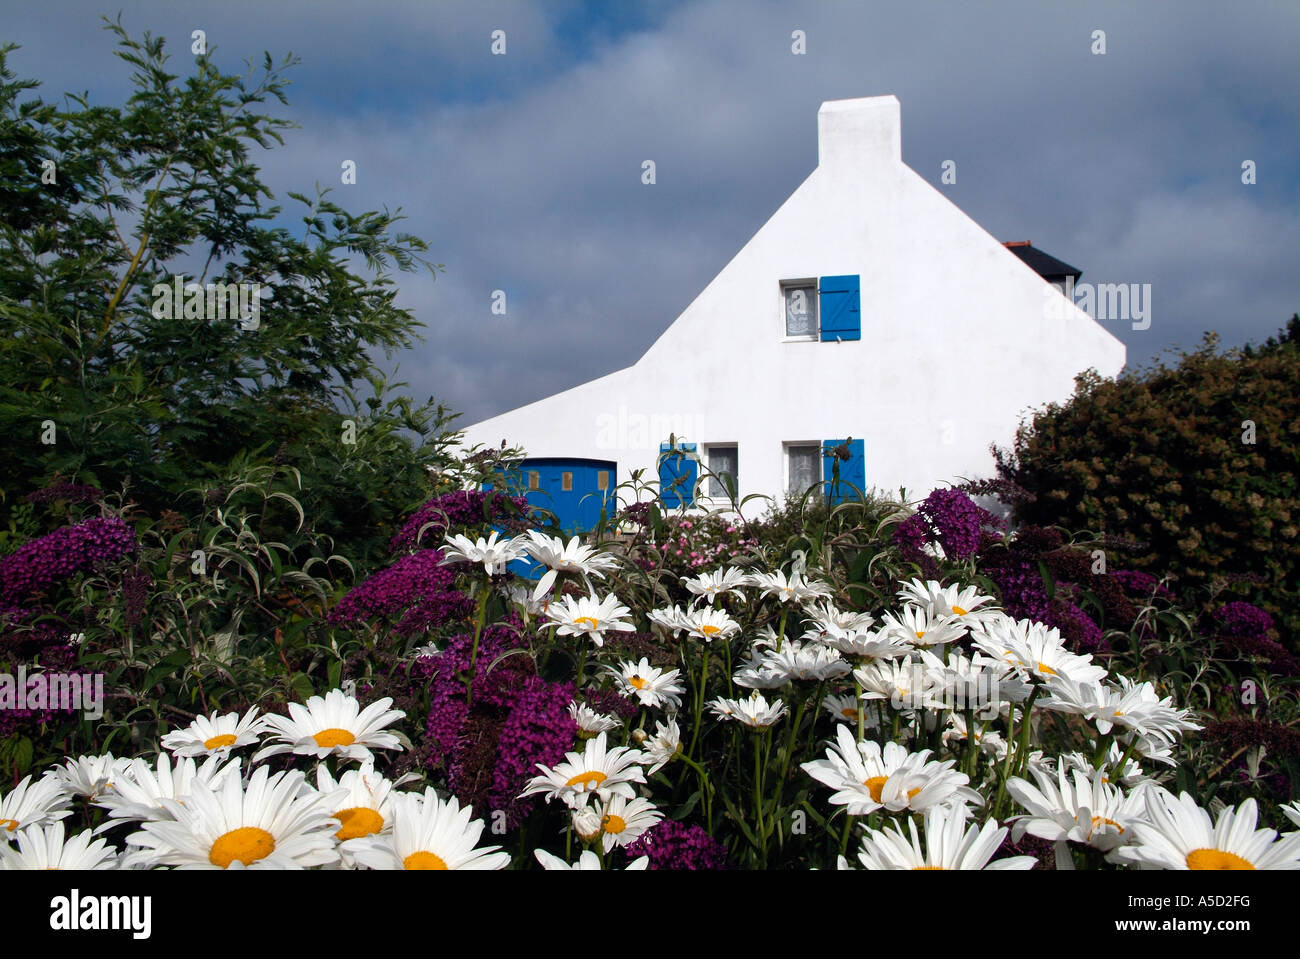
left=841, top=708, right=858, bottom=719
left=915, top=631, right=926, bottom=640
left=700, top=625, right=721, bottom=636
left=203, top=733, right=238, bottom=750
left=574, top=616, right=600, bottom=630
left=313, top=728, right=357, bottom=748
left=1036, top=662, right=1058, bottom=676
left=404, top=851, right=449, bottom=870
left=334, top=806, right=385, bottom=841
left=0, top=819, right=19, bottom=832
left=952, top=606, right=968, bottom=616
left=864, top=776, right=889, bottom=803
left=1090, top=816, right=1124, bottom=835
left=914, top=865, right=945, bottom=870
left=603, top=814, right=627, bottom=834
left=209, top=826, right=276, bottom=868
left=629, top=676, right=650, bottom=690
left=1186, top=849, right=1254, bottom=870
left=565, top=771, right=608, bottom=789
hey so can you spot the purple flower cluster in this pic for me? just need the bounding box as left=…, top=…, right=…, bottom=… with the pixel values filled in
left=622, top=819, right=731, bottom=870
left=1111, top=570, right=1174, bottom=601
left=981, top=555, right=1051, bottom=622
left=1045, top=600, right=1106, bottom=655
left=0, top=517, right=137, bottom=605
left=423, top=623, right=578, bottom=827
left=326, top=549, right=473, bottom=638
left=491, top=675, right=578, bottom=825
left=893, top=489, right=1002, bottom=562
left=388, top=490, right=532, bottom=554
left=1213, top=602, right=1275, bottom=639
left=25, top=482, right=103, bottom=506
left=1209, top=602, right=1297, bottom=672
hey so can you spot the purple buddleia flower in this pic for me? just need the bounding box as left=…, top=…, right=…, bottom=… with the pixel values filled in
left=0, top=517, right=137, bottom=605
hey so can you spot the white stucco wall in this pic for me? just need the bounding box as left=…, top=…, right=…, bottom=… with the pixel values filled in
left=459, top=96, right=1125, bottom=513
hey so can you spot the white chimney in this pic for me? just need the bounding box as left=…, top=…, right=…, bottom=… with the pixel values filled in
left=817, top=96, right=902, bottom=177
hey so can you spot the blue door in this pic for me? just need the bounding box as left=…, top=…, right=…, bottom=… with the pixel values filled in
left=518, top=458, right=617, bottom=535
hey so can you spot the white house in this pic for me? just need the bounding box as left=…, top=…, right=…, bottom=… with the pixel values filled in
left=460, top=96, right=1125, bottom=530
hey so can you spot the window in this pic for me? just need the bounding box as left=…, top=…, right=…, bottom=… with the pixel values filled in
left=528, top=471, right=540, bottom=491
left=561, top=472, right=573, bottom=491
left=787, top=444, right=821, bottom=496
left=706, top=445, right=738, bottom=498
left=783, top=282, right=817, bottom=338
left=597, top=470, right=609, bottom=491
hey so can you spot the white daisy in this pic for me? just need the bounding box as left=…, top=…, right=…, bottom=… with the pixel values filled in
left=542, top=592, right=636, bottom=647
left=708, top=691, right=787, bottom=729
left=972, top=617, right=1107, bottom=685
left=813, top=624, right=914, bottom=661
left=593, top=794, right=662, bottom=852
left=856, top=806, right=1036, bottom=870
left=637, top=719, right=682, bottom=775
left=1042, top=675, right=1200, bottom=742
left=854, top=656, right=947, bottom=712
left=608, top=658, right=684, bottom=710
left=0, top=775, right=72, bottom=838
left=315, top=761, right=409, bottom=851
left=802, top=725, right=981, bottom=815
left=520, top=731, right=647, bottom=809
left=745, top=567, right=833, bottom=605
left=440, top=530, right=526, bottom=576
left=255, top=688, right=405, bottom=764
left=1118, top=789, right=1300, bottom=870
left=801, top=600, right=877, bottom=636
left=349, top=788, right=510, bottom=870
left=125, top=765, right=341, bottom=869
left=534, top=848, right=650, bottom=870
left=682, top=567, right=750, bottom=605
left=680, top=605, right=742, bottom=643
left=896, top=579, right=1001, bottom=626
left=160, top=706, right=266, bottom=758
left=94, top=753, right=239, bottom=826
left=519, top=531, right=622, bottom=600
left=0, top=822, right=116, bottom=870
left=878, top=605, right=968, bottom=649
left=822, top=693, right=884, bottom=729
left=1007, top=764, right=1149, bottom=855
left=646, top=604, right=693, bottom=636
left=569, top=701, right=623, bottom=738
left=916, top=648, right=1031, bottom=712
left=44, top=754, right=132, bottom=802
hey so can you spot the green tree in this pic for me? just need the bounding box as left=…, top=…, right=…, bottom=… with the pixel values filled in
left=0, top=17, right=460, bottom=566
left=994, top=318, right=1300, bottom=640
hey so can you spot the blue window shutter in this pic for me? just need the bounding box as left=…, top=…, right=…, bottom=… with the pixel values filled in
left=818, top=275, right=860, bottom=342
left=822, top=438, right=865, bottom=504
left=658, top=442, right=698, bottom=508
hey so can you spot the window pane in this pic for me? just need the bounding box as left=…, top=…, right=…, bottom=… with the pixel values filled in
left=561, top=472, right=573, bottom=491
left=785, top=286, right=816, bottom=336
left=707, top=447, right=737, bottom=497
left=788, top=445, right=820, bottom=494
left=597, top=470, right=609, bottom=491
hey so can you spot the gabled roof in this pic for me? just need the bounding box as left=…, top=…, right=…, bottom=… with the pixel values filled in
left=1002, top=240, right=1082, bottom=280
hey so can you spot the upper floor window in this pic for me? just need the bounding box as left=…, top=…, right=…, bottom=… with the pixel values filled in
left=705, top=444, right=738, bottom=498
left=787, top=443, right=821, bottom=496
left=781, top=275, right=861, bottom=342
left=783, top=281, right=818, bottom=338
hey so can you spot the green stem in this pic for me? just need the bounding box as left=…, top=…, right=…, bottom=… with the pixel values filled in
left=465, top=588, right=489, bottom=706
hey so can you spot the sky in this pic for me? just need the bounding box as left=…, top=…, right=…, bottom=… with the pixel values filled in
left=4, top=0, right=1297, bottom=428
